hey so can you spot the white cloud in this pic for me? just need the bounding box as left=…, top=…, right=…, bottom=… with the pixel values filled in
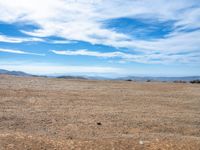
left=51, top=49, right=131, bottom=58
left=51, top=49, right=200, bottom=64
left=118, top=30, right=200, bottom=52
left=0, top=63, right=123, bottom=75
left=51, top=40, right=76, bottom=44
left=0, top=48, right=45, bottom=56
left=0, top=0, right=200, bottom=63
left=0, top=34, right=44, bottom=43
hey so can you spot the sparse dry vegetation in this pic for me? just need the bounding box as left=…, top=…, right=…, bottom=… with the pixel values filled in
left=0, top=75, right=200, bottom=150
left=190, top=80, right=200, bottom=84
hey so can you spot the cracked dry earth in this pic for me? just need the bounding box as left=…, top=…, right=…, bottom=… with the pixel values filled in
left=0, top=75, right=200, bottom=150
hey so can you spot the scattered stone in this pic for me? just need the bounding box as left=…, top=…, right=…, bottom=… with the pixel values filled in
left=97, top=122, right=102, bottom=126
left=139, top=140, right=144, bottom=145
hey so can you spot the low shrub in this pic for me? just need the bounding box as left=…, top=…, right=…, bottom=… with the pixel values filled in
left=190, top=80, right=200, bottom=84
left=125, top=79, right=132, bottom=81
left=173, top=80, right=187, bottom=83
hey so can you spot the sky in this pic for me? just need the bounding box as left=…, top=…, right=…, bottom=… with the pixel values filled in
left=0, top=0, right=200, bottom=77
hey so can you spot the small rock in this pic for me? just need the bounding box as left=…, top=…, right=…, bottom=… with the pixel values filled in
left=139, top=140, right=144, bottom=145
left=97, top=122, right=102, bottom=125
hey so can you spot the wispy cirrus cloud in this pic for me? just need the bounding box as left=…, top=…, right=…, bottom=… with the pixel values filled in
left=0, top=0, right=200, bottom=64
left=51, top=49, right=131, bottom=58
left=51, top=40, right=75, bottom=44
left=0, top=48, right=45, bottom=56
left=51, top=49, right=200, bottom=64
left=0, top=34, right=44, bottom=43
left=0, top=0, right=199, bottom=44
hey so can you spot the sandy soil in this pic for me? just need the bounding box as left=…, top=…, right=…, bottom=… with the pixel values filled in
left=0, top=75, right=200, bottom=150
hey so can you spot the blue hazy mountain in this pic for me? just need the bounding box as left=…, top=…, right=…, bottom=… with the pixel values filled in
left=1, top=69, right=200, bottom=81
left=0, top=69, right=32, bottom=76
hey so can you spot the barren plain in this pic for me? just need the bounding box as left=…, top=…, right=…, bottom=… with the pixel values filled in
left=0, top=75, right=200, bottom=150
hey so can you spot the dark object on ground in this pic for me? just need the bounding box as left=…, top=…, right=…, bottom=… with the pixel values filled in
left=125, top=79, right=132, bottom=81
left=97, top=122, right=102, bottom=126
left=190, top=80, right=200, bottom=84
left=173, top=80, right=187, bottom=83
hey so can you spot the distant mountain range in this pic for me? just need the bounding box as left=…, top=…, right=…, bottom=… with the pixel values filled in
left=0, top=69, right=200, bottom=82
left=0, top=69, right=32, bottom=76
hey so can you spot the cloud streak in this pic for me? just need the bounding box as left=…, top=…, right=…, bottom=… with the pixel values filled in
left=0, top=48, right=45, bottom=56
left=51, top=49, right=131, bottom=58
left=0, top=34, right=44, bottom=43
left=51, top=49, right=200, bottom=64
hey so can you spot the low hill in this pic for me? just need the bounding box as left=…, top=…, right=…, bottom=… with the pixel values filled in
left=57, top=75, right=88, bottom=80
left=0, top=69, right=32, bottom=76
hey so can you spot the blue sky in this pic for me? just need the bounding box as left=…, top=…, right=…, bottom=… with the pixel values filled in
left=0, top=0, right=200, bottom=77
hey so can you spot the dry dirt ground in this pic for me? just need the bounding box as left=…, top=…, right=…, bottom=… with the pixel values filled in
left=0, top=75, right=200, bottom=150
